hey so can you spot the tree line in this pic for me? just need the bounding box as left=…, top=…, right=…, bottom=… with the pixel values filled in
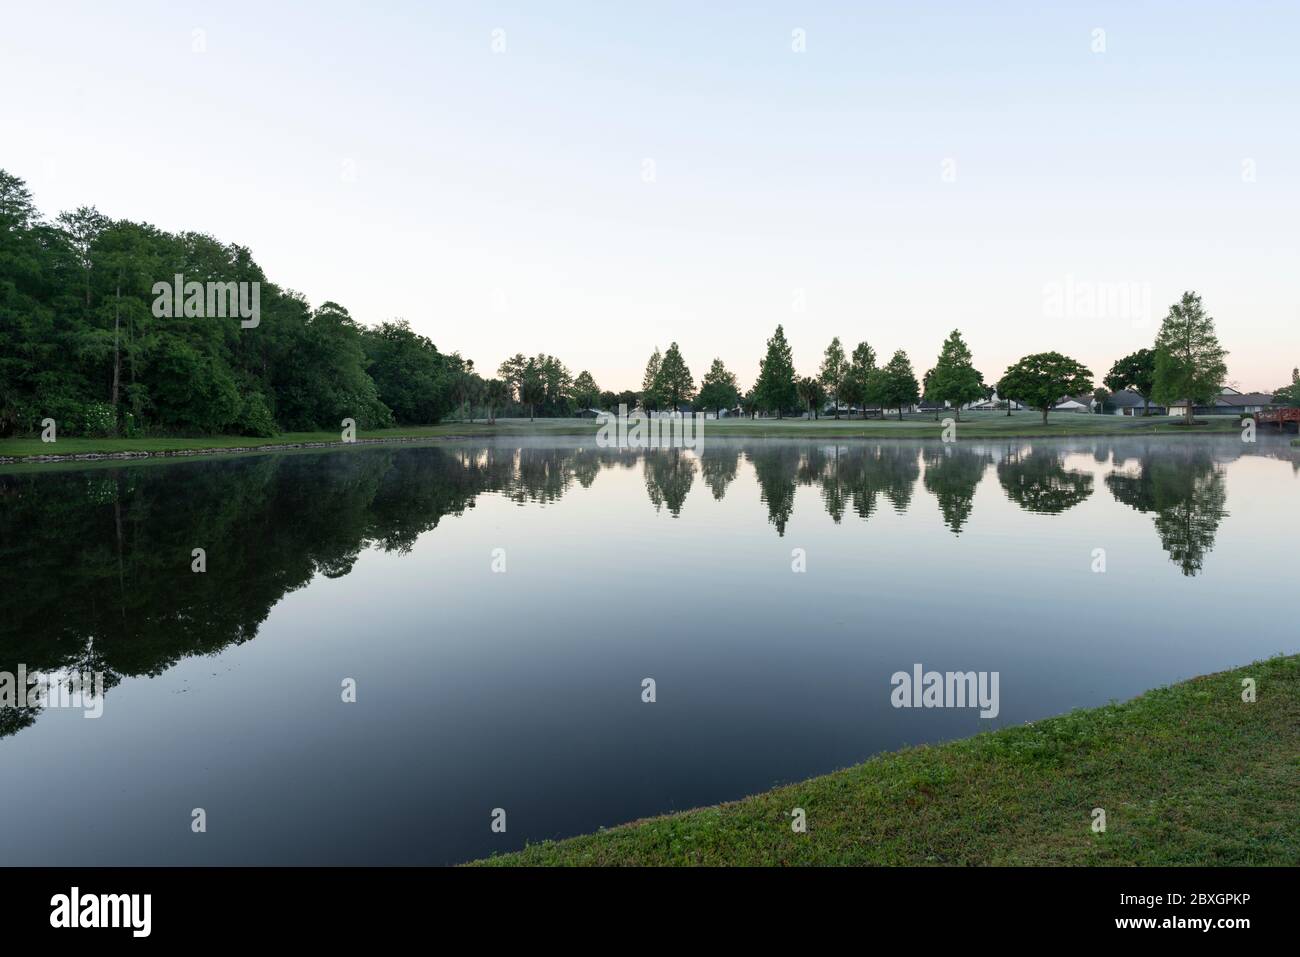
left=4, top=168, right=1293, bottom=436
left=0, top=170, right=470, bottom=437
left=623, top=290, right=1273, bottom=428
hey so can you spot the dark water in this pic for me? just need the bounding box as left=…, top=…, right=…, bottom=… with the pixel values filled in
left=1, top=437, right=1296, bottom=864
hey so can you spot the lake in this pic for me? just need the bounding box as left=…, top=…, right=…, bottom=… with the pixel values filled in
left=1, top=436, right=1296, bottom=864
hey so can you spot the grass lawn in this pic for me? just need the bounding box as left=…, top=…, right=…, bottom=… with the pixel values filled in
left=0, top=412, right=1247, bottom=461
left=0, top=421, right=584, bottom=460
left=473, top=655, right=1298, bottom=866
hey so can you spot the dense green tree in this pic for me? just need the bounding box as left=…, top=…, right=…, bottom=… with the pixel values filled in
left=496, top=353, right=528, bottom=412
left=997, top=352, right=1093, bottom=425
left=56, top=205, right=108, bottom=314
left=363, top=320, right=455, bottom=425
left=877, top=350, right=920, bottom=420
left=755, top=324, right=797, bottom=417
left=697, top=357, right=739, bottom=417
left=484, top=378, right=508, bottom=424
left=1273, top=367, right=1300, bottom=407
left=1152, top=292, right=1228, bottom=426
left=537, top=355, right=574, bottom=416
left=1104, top=348, right=1158, bottom=415
left=840, top=342, right=876, bottom=417
left=797, top=376, right=825, bottom=417
left=447, top=356, right=480, bottom=421
left=818, top=337, right=847, bottom=417
left=640, top=347, right=662, bottom=415
left=572, top=370, right=600, bottom=411
left=519, top=357, right=546, bottom=420
left=923, top=330, right=983, bottom=422
left=653, top=342, right=693, bottom=410
left=0, top=169, right=431, bottom=437
left=274, top=302, right=391, bottom=431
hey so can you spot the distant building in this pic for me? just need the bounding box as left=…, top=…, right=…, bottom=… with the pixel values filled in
left=1053, top=395, right=1093, bottom=413
left=1168, top=388, right=1275, bottom=416
left=1101, top=389, right=1164, bottom=416
left=967, top=390, right=1024, bottom=411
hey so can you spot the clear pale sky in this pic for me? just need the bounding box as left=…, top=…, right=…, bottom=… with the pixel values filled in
left=3, top=1, right=1296, bottom=392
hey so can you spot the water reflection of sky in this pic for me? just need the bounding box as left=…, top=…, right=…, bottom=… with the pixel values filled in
left=1, top=438, right=1296, bottom=864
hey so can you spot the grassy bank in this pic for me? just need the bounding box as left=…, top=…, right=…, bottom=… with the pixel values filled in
left=475, top=655, right=1299, bottom=866
left=0, top=412, right=1249, bottom=461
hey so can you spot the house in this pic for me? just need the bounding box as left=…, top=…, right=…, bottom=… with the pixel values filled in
left=1103, top=389, right=1164, bottom=416
left=1053, top=395, right=1093, bottom=413
left=574, top=408, right=602, bottom=418
left=967, top=390, right=1024, bottom=411
left=1168, top=389, right=1275, bottom=416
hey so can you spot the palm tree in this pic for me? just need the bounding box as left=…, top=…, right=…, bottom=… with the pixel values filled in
left=797, top=377, right=823, bottom=419
left=485, top=379, right=508, bottom=425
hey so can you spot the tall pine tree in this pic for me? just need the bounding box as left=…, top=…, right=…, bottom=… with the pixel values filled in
left=1152, top=291, right=1228, bottom=426
left=755, top=325, right=797, bottom=418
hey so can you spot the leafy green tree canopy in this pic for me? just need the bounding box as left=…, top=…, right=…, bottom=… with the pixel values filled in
left=998, top=352, right=1093, bottom=425
left=818, top=337, right=847, bottom=416
left=877, top=349, right=920, bottom=421
left=1104, top=348, right=1158, bottom=415
left=653, top=342, right=694, bottom=410
left=924, top=329, right=983, bottom=421
left=698, top=358, right=739, bottom=416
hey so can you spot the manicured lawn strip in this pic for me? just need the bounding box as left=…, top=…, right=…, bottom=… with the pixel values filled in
left=0, top=423, right=560, bottom=458
left=472, top=655, right=1298, bottom=866
left=0, top=413, right=1248, bottom=461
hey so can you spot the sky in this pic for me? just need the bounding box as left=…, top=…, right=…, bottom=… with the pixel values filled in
left=3, top=1, right=1297, bottom=392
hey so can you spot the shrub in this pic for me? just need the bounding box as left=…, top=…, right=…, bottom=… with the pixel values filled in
left=235, top=392, right=278, bottom=437
left=80, top=402, right=117, bottom=437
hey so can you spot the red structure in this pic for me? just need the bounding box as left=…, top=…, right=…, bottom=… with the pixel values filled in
left=1255, top=407, right=1300, bottom=431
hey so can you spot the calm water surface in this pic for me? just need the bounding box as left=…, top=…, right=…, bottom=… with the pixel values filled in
left=1, top=437, right=1296, bottom=864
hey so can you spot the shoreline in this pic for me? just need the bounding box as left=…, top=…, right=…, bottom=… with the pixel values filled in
left=0, top=415, right=1268, bottom=465
left=471, top=655, right=1298, bottom=866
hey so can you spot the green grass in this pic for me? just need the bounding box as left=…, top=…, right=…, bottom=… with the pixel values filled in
left=651, top=412, right=1242, bottom=440
left=473, top=655, right=1299, bottom=866
left=0, top=421, right=582, bottom=460
left=0, top=412, right=1247, bottom=461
